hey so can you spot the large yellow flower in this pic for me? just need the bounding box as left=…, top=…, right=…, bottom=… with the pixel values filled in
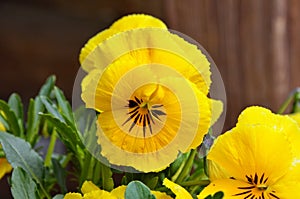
left=0, top=121, right=12, bottom=179
left=79, top=14, right=223, bottom=172
left=198, top=106, right=300, bottom=199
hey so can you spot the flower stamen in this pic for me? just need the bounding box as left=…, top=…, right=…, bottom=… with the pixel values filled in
left=232, top=173, right=280, bottom=199
left=122, top=96, right=166, bottom=137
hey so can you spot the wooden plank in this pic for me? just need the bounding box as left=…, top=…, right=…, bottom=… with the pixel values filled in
left=270, top=0, right=290, bottom=109
left=289, top=0, right=300, bottom=89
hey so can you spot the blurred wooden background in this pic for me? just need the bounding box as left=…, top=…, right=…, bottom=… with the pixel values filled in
left=0, top=0, right=299, bottom=196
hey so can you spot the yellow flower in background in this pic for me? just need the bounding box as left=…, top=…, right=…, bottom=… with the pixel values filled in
left=163, top=178, right=193, bottom=199
left=79, top=14, right=223, bottom=172
left=0, top=121, right=12, bottom=179
left=64, top=193, right=82, bottom=199
left=0, top=158, right=12, bottom=179
left=198, top=106, right=300, bottom=199
left=64, top=180, right=176, bottom=199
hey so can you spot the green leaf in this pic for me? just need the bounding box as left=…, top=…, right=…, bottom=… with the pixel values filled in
left=0, top=132, right=50, bottom=198
left=52, top=195, right=64, bottom=199
left=41, top=96, right=64, bottom=122
left=213, top=191, right=224, bottom=199
left=52, top=158, right=67, bottom=193
left=54, top=86, right=74, bottom=123
left=0, top=100, right=21, bottom=136
left=8, top=93, right=24, bottom=121
left=0, top=132, right=43, bottom=179
left=144, top=176, right=159, bottom=190
left=8, top=93, right=25, bottom=137
left=40, top=114, right=84, bottom=152
left=125, top=181, right=156, bottom=199
left=100, top=163, right=114, bottom=191
left=26, top=98, right=41, bottom=145
left=27, top=76, right=56, bottom=145
left=11, top=167, right=38, bottom=199
left=39, top=75, right=56, bottom=96
left=169, top=152, right=189, bottom=176
left=204, top=191, right=224, bottom=199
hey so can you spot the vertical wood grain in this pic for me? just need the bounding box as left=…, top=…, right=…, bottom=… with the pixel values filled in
left=162, top=0, right=299, bottom=129
left=289, top=0, right=300, bottom=89
left=271, top=0, right=290, bottom=109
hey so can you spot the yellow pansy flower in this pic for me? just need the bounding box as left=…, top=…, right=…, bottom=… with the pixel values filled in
left=163, top=178, right=193, bottom=199
left=0, top=121, right=12, bottom=179
left=198, top=106, right=300, bottom=198
left=64, top=193, right=83, bottom=199
left=80, top=14, right=223, bottom=172
left=64, top=180, right=177, bottom=199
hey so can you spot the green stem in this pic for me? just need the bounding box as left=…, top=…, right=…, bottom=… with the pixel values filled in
left=278, top=88, right=300, bottom=114
left=93, top=160, right=102, bottom=184
left=40, top=184, right=52, bottom=199
left=278, top=94, right=294, bottom=114
left=80, top=151, right=91, bottom=186
left=175, top=149, right=197, bottom=183
left=44, top=129, right=57, bottom=167
left=293, top=91, right=300, bottom=113
left=87, top=156, right=95, bottom=180
left=61, top=153, right=73, bottom=168
left=171, top=154, right=188, bottom=182
left=178, top=179, right=210, bottom=187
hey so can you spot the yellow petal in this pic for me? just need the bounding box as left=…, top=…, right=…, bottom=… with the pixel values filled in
left=83, top=190, right=115, bottom=199
left=198, top=179, right=259, bottom=199
left=210, top=99, right=223, bottom=126
left=163, top=178, right=192, bottom=199
left=80, top=29, right=115, bottom=66
left=207, top=124, right=293, bottom=185
left=0, top=122, right=5, bottom=131
left=95, top=73, right=210, bottom=172
left=81, top=181, right=100, bottom=194
left=288, top=112, right=300, bottom=127
left=109, top=14, right=167, bottom=31
left=64, top=193, right=83, bottom=199
left=236, top=106, right=300, bottom=172
left=151, top=191, right=173, bottom=199
left=80, top=29, right=211, bottom=94
left=110, top=185, right=126, bottom=199
left=79, top=14, right=167, bottom=68
left=0, top=158, right=12, bottom=179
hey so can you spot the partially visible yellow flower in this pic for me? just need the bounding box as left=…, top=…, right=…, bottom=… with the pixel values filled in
left=0, top=121, right=12, bottom=179
left=81, top=181, right=101, bottom=194
left=0, top=122, right=5, bottom=131
left=198, top=106, right=300, bottom=198
left=109, top=183, right=173, bottom=199
left=0, top=158, right=12, bottom=179
left=64, top=181, right=115, bottom=199
left=64, top=180, right=175, bottom=199
left=163, top=178, right=193, bottom=199
left=64, top=193, right=82, bottom=199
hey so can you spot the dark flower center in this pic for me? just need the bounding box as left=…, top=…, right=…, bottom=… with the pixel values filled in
left=122, top=96, right=166, bottom=137
left=232, top=173, right=280, bottom=199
